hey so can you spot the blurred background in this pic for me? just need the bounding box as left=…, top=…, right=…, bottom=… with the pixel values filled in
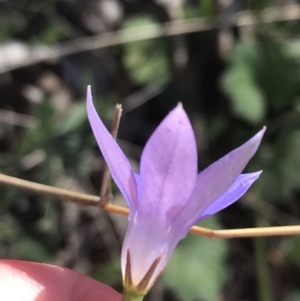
left=1, top=0, right=300, bottom=300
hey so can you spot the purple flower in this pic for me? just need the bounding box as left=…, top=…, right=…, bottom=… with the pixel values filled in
left=86, top=86, right=265, bottom=294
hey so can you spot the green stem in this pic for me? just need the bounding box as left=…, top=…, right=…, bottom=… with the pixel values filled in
left=254, top=216, right=274, bottom=301
left=122, top=288, right=145, bottom=301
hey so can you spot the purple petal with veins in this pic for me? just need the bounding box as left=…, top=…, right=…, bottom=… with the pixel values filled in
left=86, top=86, right=138, bottom=211
left=173, top=127, right=265, bottom=230
left=197, top=171, right=262, bottom=221
left=138, top=103, right=197, bottom=218
left=86, top=86, right=265, bottom=293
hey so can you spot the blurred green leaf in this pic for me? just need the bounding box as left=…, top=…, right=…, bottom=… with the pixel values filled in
left=200, top=0, right=215, bottom=16
left=249, top=0, right=271, bottom=10
left=254, top=38, right=300, bottom=110
left=91, top=259, right=122, bottom=287
left=182, top=0, right=214, bottom=18
left=11, top=235, right=51, bottom=262
left=0, top=220, right=19, bottom=241
left=163, top=216, right=228, bottom=301
left=278, top=130, right=300, bottom=196
left=253, top=130, right=300, bottom=203
left=281, top=235, right=300, bottom=267
left=122, top=16, right=170, bottom=85
left=223, top=39, right=300, bottom=123
left=57, top=103, right=86, bottom=135
left=222, top=62, right=265, bottom=124
left=18, top=101, right=56, bottom=156
left=283, top=290, right=300, bottom=301
left=34, top=25, right=64, bottom=44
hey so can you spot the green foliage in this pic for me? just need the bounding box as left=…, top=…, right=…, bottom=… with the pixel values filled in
left=181, top=0, right=215, bottom=18
left=281, top=235, right=300, bottom=267
left=0, top=220, right=19, bottom=241
left=200, top=0, right=215, bottom=16
left=11, top=235, right=52, bottom=262
left=0, top=193, right=58, bottom=263
left=57, top=103, right=87, bottom=135
left=2, top=1, right=300, bottom=299
left=34, top=25, right=65, bottom=44
left=163, top=216, right=228, bottom=301
left=278, top=130, right=300, bottom=197
left=222, top=41, right=265, bottom=124
left=253, top=129, right=300, bottom=203
left=249, top=0, right=271, bottom=10
left=283, top=289, right=300, bottom=301
left=121, top=16, right=170, bottom=85
left=255, top=39, right=300, bottom=110
left=222, top=38, right=300, bottom=124
left=222, top=59, right=265, bottom=124
left=284, top=290, right=300, bottom=301
left=91, top=259, right=122, bottom=287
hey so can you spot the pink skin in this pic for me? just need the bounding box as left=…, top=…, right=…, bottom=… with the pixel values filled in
left=0, top=260, right=121, bottom=301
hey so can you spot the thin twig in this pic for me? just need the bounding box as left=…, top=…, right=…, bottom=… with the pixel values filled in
left=1, top=4, right=300, bottom=74
left=0, top=173, right=127, bottom=214
left=189, top=225, right=300, bottom=239
left=1, top=173, right=300, bottom=239
left=100, top=104, right=123, bottom=205
left=0, top=173, right=99, bottom=206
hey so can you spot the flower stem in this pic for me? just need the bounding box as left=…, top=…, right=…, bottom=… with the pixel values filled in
left=122, top=288, right=145, bottom=301
left=254, top=216, right=274, bottom=301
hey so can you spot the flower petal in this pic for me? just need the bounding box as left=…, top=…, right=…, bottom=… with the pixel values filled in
left=121, top=212, right=170, bottom=290
left=197, top=171, right=261, bottom=221
left=86, top=86, right=138, bottom=210
left=175, top=127, right=265, bottom=228
left=138, top=104, right=197, bottom=218
left=121, top=210, right=185, bottom=292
